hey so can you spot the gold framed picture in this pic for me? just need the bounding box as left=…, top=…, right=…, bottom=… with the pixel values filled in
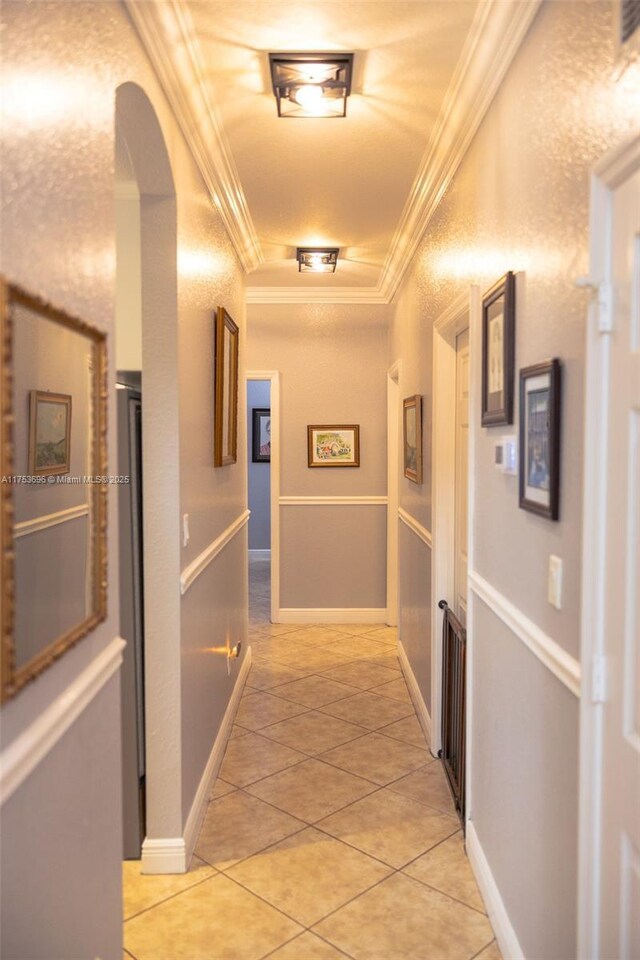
left=403, top=395, right=423, bottom=484
left=307, top=425, right=360, bottom=467
left=213, top=306, right=239, bottom=467
left=28, top=390, right=72, bottom=476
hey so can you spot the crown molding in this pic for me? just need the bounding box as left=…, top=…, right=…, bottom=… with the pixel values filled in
left=124, top=0, right=262, bottom=273
left=378, top=0, right=543, bottom=303
left=245, top=286, right=389, bottom=305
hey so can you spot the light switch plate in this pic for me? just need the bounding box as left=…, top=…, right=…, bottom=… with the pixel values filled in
left=548, top=555, right=563, bottom=609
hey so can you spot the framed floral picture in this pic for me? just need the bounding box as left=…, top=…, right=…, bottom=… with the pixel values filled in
left=307, top=425, right=360, bottom=467
left=482, top=272, right=515, bottom=426
left=519, top=358, right=561, bottom=520
left=403, top=395, right=423, bottom=483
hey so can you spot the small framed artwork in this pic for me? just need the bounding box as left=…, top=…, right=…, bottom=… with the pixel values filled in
left=403, top=395, right=423, bottom=484
left=214, top=306, right=239, bottom=467
left=28, top=391, right=72, bottom=476
left=307, top=425, right=360, bottom=468
left=482, top=272, right=515, bottom=426
left=519, top=359, right=561, bottom=520
left=252, top=408, right=271, bottom=463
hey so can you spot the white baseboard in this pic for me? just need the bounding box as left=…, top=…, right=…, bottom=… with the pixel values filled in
left=466, top=821, right=524, bottom=960
left=276, top=608, right=387, bottom=624
left=249, top=549, right=271, bottom=560
left=141, top=645, right=253, bottom=875
left=397, top=639, right=432, bottom=752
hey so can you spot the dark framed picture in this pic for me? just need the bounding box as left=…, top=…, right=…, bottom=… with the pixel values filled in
left=482, top=272, right=515, bottom=426
left=28, top=390, right=72, bottom=476
left=213, top=306, right=239, bottom=467
left=519, top=359, right=561, bottom=520
left=403, top=395, right=423, bottom=484
left=252, top=408, right=271, bottom=463
left=307, top=425, right=360, bottom=467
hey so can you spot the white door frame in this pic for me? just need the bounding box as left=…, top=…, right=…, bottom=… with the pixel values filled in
left=431, top=287, right=479, bottom=763
left=387, top=360, right=402, bottom=626
left=577, top=133, right=640, bottom=959
left=245, top=371, right=281, bottom=622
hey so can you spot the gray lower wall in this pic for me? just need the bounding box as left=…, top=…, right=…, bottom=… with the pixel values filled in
left=398, top=519, right=432, bottom=712
left=279, top=505, right=387, bottom=610
left=470, top=599, right=579, bottom=960
left=0, top=678, right=123, bottom=960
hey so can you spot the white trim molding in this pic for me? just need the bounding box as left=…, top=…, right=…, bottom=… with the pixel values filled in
left=125, top=1, right=262, bottom=272
left=248, top=549, right=271, bottom=560
left=141, top=646, right=252, bottom=873
left=466, top=821, right=525, bottom=960
left=469, top=570, right=581, bottom=697
left=398, top=508, right=433, bottom=549
left=180, top=510, right=250, bottom=595
left=280, top=496, right=387, bottom=507
left=0, top=637, right=126, bottom=806
left=245, top=287, right=389, bottom=305
left=398, top=640, right=432, bottom=751
left=378, top=0, right=542, bottom=303
left=14, top=503, right=89, bottom=539
left=277, top=608, right=387, bottom=625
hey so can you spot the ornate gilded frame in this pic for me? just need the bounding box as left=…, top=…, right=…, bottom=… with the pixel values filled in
left=213, top=306, right=239, bottom=467
left=0, top=280, right=108, bottom=703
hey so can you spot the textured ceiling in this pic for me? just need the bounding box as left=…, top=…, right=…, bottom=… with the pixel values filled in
left=186, top=1, right=479, bottom=289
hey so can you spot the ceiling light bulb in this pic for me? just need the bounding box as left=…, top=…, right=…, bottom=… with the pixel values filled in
left=294, top=84, right=324, bottom=111
left=308, top=254, right=324, bottom=271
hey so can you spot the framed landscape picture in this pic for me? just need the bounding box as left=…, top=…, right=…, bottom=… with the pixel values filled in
left=28, top=391, right=72, bottom=476
left=252, top=408, right=271, bottom=463
left=213, top=306, right=239, bottom=467
left=403, top=395, right=423, bottom=483
left=307, top=425, right=360, bottom=467
left=481, top=272, right=515, bottom=426
left=519, top=358, right=561, bottom=520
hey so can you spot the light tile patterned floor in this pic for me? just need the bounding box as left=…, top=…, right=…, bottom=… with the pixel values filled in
left=123, top=557, right=502, bottom=960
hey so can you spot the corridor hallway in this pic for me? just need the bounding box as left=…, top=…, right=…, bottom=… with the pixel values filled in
left=122, top=558, right=501, bottom=959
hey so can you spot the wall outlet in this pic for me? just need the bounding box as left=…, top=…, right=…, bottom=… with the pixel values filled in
left=548, top=555, right=563, bottom=609
left=182, top=513, right=190, bottom=547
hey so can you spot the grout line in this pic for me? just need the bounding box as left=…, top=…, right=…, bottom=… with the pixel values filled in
left=122, top=870, right=218, bottom=924
left=469, top=938, right=500, bottom=960
left=401, top=868, right=491, bottom=919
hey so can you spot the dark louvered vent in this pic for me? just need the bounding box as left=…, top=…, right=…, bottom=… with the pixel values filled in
left=621, top=0, right=640, bottom=44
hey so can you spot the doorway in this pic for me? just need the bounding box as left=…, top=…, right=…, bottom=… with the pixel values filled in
left=579, top=133, right=640, bottom=960
left=247, top=379, right=271, bottom=626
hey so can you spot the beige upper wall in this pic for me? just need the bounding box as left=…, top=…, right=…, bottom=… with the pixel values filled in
left=1, top=0, right=246, bottom=953
left=390, top=0, right=638, bottom=660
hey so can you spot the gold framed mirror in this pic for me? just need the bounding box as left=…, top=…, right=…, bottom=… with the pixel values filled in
left=1, top=280, right=108, bottom=703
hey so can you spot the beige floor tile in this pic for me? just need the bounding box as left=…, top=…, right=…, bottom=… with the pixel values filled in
left=362, top=626, right=399, bottom=644
left=219, top=732, right=305, bottom=787
left=379, top=714, right=430, bottom=749
left=320, top=690, right=414, bottom=730
left=229, top=723, right=251, bottom=740
left=260, top=710, right=367, bottom=756
left=246, top=758, right=377, bottom=823
left=228, top=827, right=391, bottom=926
left=319, top=732, right=430, bottom=786
left=209, top=778, right=237, bottom=801
left=327, top=623, right=388, bottom=636
left=122, top=856, right=216, bottom=921
left=195, top=790, right=305, bottom=870
left=320, top=659, right=401, bottom=690
left=388, top=762, right=457, bottom=815
left=318, top=787, right=459, bottom=869
left=473, top=940, right=503, bottom=959
left=313, top=872, right=494, bottom=960
left=283, top=626, right=352, bottom=645
left=253, top=623, right=312, bottom=638
left=370, top=677, right=412, bottom=703
left=364, top=650, right=402, bottom=668
left=273, top=648, right=357, bottom=672
left=247, top=662, right=309, bottom=691
left=235, top=691, right=310, bottom=731
left=322, top=637, right=393, bottom=660
left=267, top=931, right=351, bottom=959
left=124, top=873, right=302, bottom=960
left=404, top=833, right=486, bottom=913
left=272, top=675, right=360, bottom=707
